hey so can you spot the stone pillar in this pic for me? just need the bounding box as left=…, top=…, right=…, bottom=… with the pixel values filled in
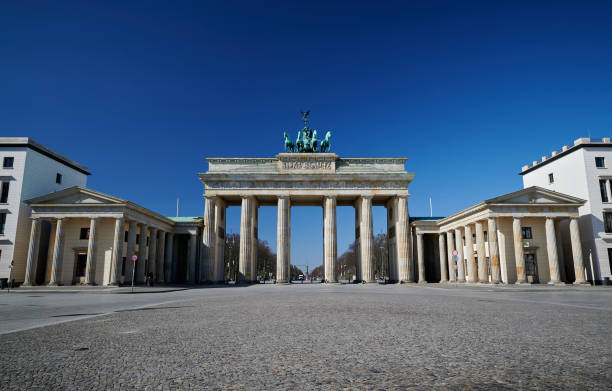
left=360, top=196, right=374, bottom=283
left=464, top=225, right=476, bottom=283
left=396, top=196, right=411, bottom=283
left=109, top=217, right=124, bottom=286
left=188, top=232, right=197, bottom=284
left=157, top=231, right=166, bottom=283
left=513, top=217, right=527, bottom=283
left=446, top=231, right=456, bottom=282
left=48, top=218, right=66, bottom=286
left=137, top=223, right=148, bottom=283
left=239, top=196, right=253, bottom=283
left=439, top=233, right=448, bottom=282
left=569, top=217, right=587, bottom=284
left=84, top=217, right=99, bottom=285
left=250, top=199, right=258, bottom=282
left=148, top=228, right=158, bottom=280
left=202, top=196, right=215, bottom=282
left=498, top=223, right=508, bottom=283
left=455, top=228, right=465, bottom=282
left=475, top=221, right=487, bottom=283
left=276, top=196, right=290, bottom=283
left=487, top=218, right=501, bottom=284
left=125, top=220, right=138, bottom=282
left=545, top=217, right=562, bottom=284
left=23, top=218, right=41, bottom=286
left=324, top=196, right=338, bottom=282
left=214, top=198, right=226, bottom=282
left=164, top=233, right=174, bottom=283
left=416, top=233, right=426, bottom=283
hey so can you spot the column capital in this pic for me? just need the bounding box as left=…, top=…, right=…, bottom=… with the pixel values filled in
left=324, top=194, right=337, bottom=200
left=360, top=195, right=374, bottom=200
left=204, top=194, right=216, bottom=200
left=30, top=216, right=40, bottom=222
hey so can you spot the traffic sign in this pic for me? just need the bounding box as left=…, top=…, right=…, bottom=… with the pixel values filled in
left=132, top=255, right=138, bottom=261
left=452, top=250, right=458, bottom=257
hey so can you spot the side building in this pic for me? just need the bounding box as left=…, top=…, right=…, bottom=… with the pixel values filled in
left=0, top=138, right=89, bottom=282
left=520, top=137, right=612, bottom=284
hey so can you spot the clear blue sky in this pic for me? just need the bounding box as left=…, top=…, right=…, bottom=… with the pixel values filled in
left=1, top=1, right=611, bottom=271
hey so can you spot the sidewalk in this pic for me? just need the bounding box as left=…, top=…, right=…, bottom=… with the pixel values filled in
left=2, top=285, right=191, bottom=294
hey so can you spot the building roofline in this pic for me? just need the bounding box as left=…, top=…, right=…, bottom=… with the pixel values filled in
left=519, top=137, right=612, bottom=176
left=0, top=137, right=90, bottom=175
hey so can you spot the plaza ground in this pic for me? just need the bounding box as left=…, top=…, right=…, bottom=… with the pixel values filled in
left=0, top=284, right=610, bottom=390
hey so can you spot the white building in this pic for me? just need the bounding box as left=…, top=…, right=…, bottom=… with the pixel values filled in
left=521, top=137, right=612, bottom=284
left=0, top=138, right=89, bottom=281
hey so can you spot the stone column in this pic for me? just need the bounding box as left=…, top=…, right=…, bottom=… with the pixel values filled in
left=569, top=217, right=587, bottom=284
left=464, top=225, right=476, bottom=283
left=213, top=198, right=226, bottom=282
left=23, top=218, right=41, bottom=286
left=250, top=199, right=258, bottom=282
left=84, top=217, right=99, bottom=285
left=109, top=217, right=124, bottom=286
left=455, top=228, right=465, bottom=282
left=157, top=231, right=166, bottom=283
left=137, top=223, right=148, bottom=283
left=475, top=221, right=487, bottom=283
left=125, top=220, right=138, bottom=282
left=48, top=218, right=66, bottom=286
left=360, top=196, right=374, bottom=283
left=202, top=196, right=215, bottom=282
left=513, top=217, right=527, bottom=283
left=188, top=232, right=197, bottom=284
left=498, top=223, right=508, bottom=283
left=164, top=233, right=174, bottom=283
left=446, top=231, right=456, bottom=282
left=545, top=217, right=562, bottom=284
left=239, top=196, right=253, bottom=283
left=276, top=196, right=290, bottom=283
left=396, top=196, right=411, bottom=283
left=148, top=228, right=158, bottom=280
left=324, top=196, right=338, bottom=282
left=439, top=233, right=448, bottom=282
left=487, top=218, right=501, bottom=283
left=416, top=233, right=426, bottom=283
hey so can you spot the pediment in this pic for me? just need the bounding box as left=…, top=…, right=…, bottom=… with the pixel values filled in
left=486, top=186, right=585, bottom=205
left=26, top=186, right=126, bottom=205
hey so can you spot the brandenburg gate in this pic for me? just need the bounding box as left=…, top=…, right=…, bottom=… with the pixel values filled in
left=198, top=113, right=414, bottom=283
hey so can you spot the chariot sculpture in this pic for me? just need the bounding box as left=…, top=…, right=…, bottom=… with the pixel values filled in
left=283, top=111, right=332, bottom=153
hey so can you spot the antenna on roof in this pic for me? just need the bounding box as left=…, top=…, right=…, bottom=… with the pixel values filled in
left=429, top=197, right=433, bottom=217
left=176, top=198, right=179, bottom=217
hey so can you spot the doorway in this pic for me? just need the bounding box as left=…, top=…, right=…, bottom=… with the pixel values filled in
left=524, top=253, right=538, bottom=283
left=73, top=250, right=87, bottom=284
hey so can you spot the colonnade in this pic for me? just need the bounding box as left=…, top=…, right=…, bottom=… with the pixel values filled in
left=425, top=216, right=587, bottom=284
left=22, top=216, right=197, bottom=286
left=201, top=194, right=413, bottom=283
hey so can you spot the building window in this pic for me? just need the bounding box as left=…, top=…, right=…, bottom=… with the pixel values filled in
left=600, top=180, right=609, bottom=202
left=484, top=231, right=488, bottom=241
left=548, top=173, right=554, bottom=184
left=0, top=213, right=6, bottom=235
left=55, top=173, right=62, bottom=184
left=79, top=228, right=90, bottom=240
left=595, top=157, right=605, bottom=168
left=521, top=227, right=532, bottom=239
left=0, top=182, right=9, bottom=203
left=136, top=234, right=140, bottom=245
left=121, top=257, right=126, bottom=276
left=124, top=231, right=129, bottom=242
left=604, top=212, right=612, bottom=233
left=3, top=157, right=14, bottom=168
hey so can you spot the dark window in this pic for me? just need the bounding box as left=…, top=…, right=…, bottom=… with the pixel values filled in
left=604, top=212, right=612, bottom=233
left=521, top=227, right=532, bottom=239
left=548, top=173, right=554, bottom=184
left=3, top=157, right=14, bottom=168
left=136, top=234, right=140, bottom=245
left=121, top=257, right=126, bottom=276
left=600, top=180, right=609, bottom=202
left=484, top=231, right=488, bottom=241
left=0, top=213, right=6, bottom=234
left=75, top=254, right=87, bottom=277
left=79, top=228, right=90, bottom=240
left=0, top=182, right=9, bottom=203
left=595, top=157, right=605, bottom=168
left=124, top=231, right=128, bottom=242
left=146, top=236, right=150, bottom=245
left=55, top=173, right=62, bottom=184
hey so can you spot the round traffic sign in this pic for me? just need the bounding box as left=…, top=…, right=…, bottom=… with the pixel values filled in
left=132, top=255, right=138, bottom=261
left=452, top=250, right=458, bottom=256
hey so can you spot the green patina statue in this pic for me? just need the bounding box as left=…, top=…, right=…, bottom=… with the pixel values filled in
left=283, top=111, right=331, bottom=153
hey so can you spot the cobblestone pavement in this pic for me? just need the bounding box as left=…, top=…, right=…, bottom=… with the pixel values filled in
left=1, top=284, right=610, bottom=390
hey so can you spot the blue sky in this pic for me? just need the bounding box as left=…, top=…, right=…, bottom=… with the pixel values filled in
left=1, top=1, right=611, bottom=270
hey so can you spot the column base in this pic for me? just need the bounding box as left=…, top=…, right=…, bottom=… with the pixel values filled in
left=515, top=280, right=528, bottom=284
left=47, top=282, right=62, bottom=287
left=21, top=282, right=34, bottom=287
left=456, top=278, right=466, bottom=283
left=439, top=279, right=449, bottom=283
left=548, top=281, right=564, bottom=285
left=84, top=282, right=97, bottom=286
left=418, top=280, right=428, bottom=284
left=573, top=280, right=590, bottom=285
